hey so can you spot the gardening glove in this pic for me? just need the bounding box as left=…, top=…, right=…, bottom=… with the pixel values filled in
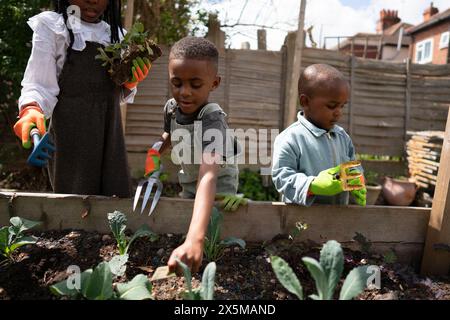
left=13, top=104, right=46, bottom=149
left=123, top=57, right=151, bottom=90
left=216, top=193, right=249, bottom=212
left=349, top=170, right=367, bottom=207
left=309, top=165, right=344, bottom=196
left=144, top=141, right=162, bottom=177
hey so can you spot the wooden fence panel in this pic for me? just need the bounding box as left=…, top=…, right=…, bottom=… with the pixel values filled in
left=125, top=43, right=450, bottom=165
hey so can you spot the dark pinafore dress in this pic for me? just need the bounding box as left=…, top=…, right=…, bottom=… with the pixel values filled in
left=48, top=42, right=132, bottom=197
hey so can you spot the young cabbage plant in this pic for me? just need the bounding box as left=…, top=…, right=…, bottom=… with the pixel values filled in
left=175, top=257, right=217, bottom=300
left=0, top=216, right=41, bottom=262
left=50, top=257, right=153, bottom=300
left=107, top=211, right=158, bottom=256
left=271, top=240, right=374, bottom=300
left=203, top=207, right=246, bottom=262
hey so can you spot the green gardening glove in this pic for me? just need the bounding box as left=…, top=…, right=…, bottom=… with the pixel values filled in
left=309, top=165, right=344, bottom=196
left=216, top=193, right=249, bottom=212
left=349, top=170, right=367, bottom=206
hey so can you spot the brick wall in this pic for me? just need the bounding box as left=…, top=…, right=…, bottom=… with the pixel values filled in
left=411, top=21, right=450, bottom=64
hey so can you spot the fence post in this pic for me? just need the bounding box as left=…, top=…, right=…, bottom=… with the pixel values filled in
left=421, top=107, right=450, bottom=276
left=257, top=29, right=267, bottom=50
left=206, top=14, right=225, bottom=53
left=284, top=0, right=307, bottom=128
left=348, top=56, right=355, bottom=136
left=363, top=36, right=368, bottom=58
left=404, top=58, right=411, bottom=150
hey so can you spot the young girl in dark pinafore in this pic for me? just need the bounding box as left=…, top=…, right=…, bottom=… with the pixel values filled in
left=14, top=0, right=152, bottom=197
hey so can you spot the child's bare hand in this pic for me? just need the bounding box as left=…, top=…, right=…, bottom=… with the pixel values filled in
left=168, top=239, right=204, bottom=275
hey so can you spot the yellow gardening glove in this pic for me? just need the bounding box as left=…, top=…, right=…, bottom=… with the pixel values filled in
left=309, top=165, right=344, bottom=196
left=215, top=193, right=249, bottom=212
left=349, top=171, right=367, bottom=206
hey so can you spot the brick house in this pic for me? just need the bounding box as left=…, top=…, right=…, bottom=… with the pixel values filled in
left=407, top=3, right=450, bottom=65
left=335, top=10, right=412, bottom=62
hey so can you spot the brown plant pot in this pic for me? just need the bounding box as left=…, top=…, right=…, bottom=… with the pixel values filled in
left=366, top=184, right=382, bottom=205
left=382, top=177, right=417, bottom=206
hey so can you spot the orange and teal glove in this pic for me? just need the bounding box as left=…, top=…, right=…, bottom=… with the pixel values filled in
left=309, top=165, right=344, bottom=196
left=349, top=170, right=367, bottom=206
left=13, top=103, right=46, bottom=149
left=123, top=57, right=151, bottom=90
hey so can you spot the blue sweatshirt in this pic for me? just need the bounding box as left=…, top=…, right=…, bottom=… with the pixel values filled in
left=272, top=112, right=358, bottom=206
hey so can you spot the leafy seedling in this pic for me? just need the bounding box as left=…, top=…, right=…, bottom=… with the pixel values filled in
left=288, top=221, right=308, bottom=241
left=107, top=210, right=158, bottom=256
left=383, top=249, right=398, bottom=264
left=353, top=232, right=372, bottom=255
left=175, top=257, right=217, bottom=300
left=0, top=216, right=41, bottom=263
left=203, top=207, right=246, bottom=262
left=50, top=258, right=153, bottom=300
left=95, top=21, right=162, bottom=86
left=271, top=240, right=374, bottom=300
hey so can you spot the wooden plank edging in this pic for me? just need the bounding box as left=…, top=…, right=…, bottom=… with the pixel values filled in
left=0, top=191, right=430, bottom=244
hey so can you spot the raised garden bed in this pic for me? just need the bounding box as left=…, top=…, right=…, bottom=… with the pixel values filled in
left=1, top=229, right=449, bottom=300
left=1, top=191, right=449, bottom=300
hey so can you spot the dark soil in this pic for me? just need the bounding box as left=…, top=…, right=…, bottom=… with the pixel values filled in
left=0, top=154, right=180, bottom=198
left=0, top=230, right=449, bottom=300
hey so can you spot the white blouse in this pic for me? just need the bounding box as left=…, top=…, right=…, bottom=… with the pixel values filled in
left=18, top=11, right=137, bottom=119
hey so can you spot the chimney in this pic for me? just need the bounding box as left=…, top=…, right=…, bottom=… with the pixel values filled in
left=423, top=2, right=439, bottom=22
left=377, top=9, right=401, bottom=34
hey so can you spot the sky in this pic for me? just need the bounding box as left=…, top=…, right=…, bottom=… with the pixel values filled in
left=197, top=0, right=450, bottom=50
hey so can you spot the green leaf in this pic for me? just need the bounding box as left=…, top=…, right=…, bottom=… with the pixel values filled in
left=50, top=269, right=92, bottom=298
left=207, top=207, right=222, bottom=245
left=270, top=256, right=303, bottom=300
left=107, top=211, right=127, bottom=254
left=126, top=224, right=158, bottom=254
left=383, top=250, right=397, bottom=264
left=116, top=274, right=153, bottom=300
left=82, top=262, right=114, bottom=300
left=108, top=254, right=129, bottom=277
left=175, top=257, right=193, bottom=296
left=9, top=216, right=40, bottom=235
left=302, top=257, right=328, bottom=300
left=0, top=226, right=9, bottom=254
left=9, top=236, right=37, bottom=252
left=339, top=266, right=370, bottom=300
left=134, top=22, right=144, bottom=33
left=200, top=262, right=216, bottom=300
left=319, top=240, right=344, bottom=300
left=220, top=237, right=246, bottom=249
left=184, top=289, right=202, bottom=300
left=50, top=279, right=79, bottom=298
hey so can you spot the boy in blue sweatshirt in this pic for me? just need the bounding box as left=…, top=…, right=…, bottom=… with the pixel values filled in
left=272, top=64, right=366, bottom=206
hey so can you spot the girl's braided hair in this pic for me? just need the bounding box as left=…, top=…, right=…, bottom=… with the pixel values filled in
left=53, top=0, right=124, bottom=51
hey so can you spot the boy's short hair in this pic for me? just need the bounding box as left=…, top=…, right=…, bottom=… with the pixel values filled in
left=298, top=64, right=348, bottom=97
left=169, top=36, right=219, bottom=71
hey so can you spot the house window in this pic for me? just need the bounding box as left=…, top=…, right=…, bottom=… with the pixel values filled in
left=415, top=38, right=433, bottom=64
left=440, top=31, right=449, bottom=49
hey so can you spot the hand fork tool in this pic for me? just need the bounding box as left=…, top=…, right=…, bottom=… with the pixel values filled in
left=27, top=128, right=55, bottom=167
left=336, top=160, right=365, bottom=191
left=133, top=164, right=163, bottom=216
